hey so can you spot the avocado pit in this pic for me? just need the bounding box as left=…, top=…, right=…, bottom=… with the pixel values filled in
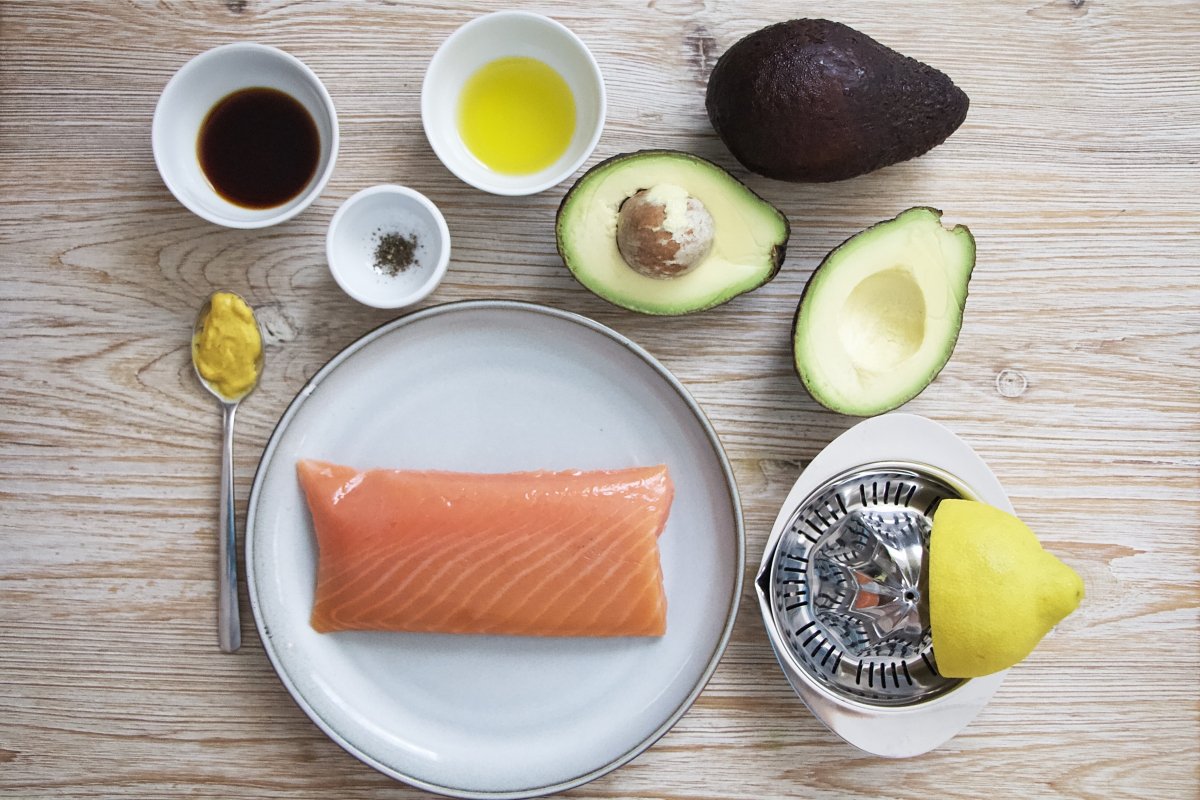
left=616, top=184, right=715, bottom=279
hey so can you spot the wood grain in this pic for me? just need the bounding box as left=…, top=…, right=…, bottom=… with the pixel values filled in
left=1, top=1, right=1197, bottom=798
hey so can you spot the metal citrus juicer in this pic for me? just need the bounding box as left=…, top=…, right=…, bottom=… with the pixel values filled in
left=756, top=413, right=1012, bottom=757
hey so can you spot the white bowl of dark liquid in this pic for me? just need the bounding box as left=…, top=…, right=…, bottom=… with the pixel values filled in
left=152, top=43, right=339, bottom=229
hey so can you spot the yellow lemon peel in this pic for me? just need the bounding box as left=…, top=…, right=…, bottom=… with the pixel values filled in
left=930, top=500, right=1083, bottom=678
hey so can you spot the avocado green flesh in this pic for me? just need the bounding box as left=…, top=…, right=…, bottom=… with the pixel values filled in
left=557, top=151, right=789, bottom=315
left=793, top=208, right=974, bottom=416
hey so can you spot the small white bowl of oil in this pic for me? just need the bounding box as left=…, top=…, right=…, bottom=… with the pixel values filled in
left=421, top=11, right=606, bottom=196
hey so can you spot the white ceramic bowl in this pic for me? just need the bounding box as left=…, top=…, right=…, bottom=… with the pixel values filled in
left=326, top=185, right=451, bottom=309
left=153, top=43, right=339, bottom=228
left=421, top=11, right=606, bottom=196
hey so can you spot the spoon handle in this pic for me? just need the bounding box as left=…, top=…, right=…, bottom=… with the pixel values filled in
left=218, top=402, right=242, bottom=653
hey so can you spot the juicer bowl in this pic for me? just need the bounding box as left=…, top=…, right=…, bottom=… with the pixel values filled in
left=757, top=413, right=1011, bottom=757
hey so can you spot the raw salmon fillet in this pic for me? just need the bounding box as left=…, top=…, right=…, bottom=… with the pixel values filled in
left=297, top=460, right=674, bottom=636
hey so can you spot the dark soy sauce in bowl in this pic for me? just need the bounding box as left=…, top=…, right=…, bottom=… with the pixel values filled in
left=198, top=87, right=320, bottom=209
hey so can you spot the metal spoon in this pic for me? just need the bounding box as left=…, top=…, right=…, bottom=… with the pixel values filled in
left=192, top=292, right=264, bottom=653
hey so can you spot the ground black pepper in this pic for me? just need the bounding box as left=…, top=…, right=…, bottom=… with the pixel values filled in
left=372, top=230, right=420, bottom=276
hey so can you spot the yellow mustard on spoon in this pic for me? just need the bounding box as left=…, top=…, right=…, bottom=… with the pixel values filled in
left=192, top=291, right=264, bottom=653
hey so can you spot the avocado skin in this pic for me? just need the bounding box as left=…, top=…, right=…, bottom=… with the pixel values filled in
left=791, top=207, right=976, bottom=415
left=555, top=150, right=790, bottom=315
left=706, top=20, right=969, bottom=183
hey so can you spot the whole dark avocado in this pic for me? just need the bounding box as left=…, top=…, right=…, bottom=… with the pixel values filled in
left=705, top=19, right=969, bottom=182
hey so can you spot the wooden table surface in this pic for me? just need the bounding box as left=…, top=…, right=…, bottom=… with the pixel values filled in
left=2, top=1, right=1198, bottom=798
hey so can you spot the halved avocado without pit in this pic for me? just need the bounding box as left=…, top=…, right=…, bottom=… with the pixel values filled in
left=556, top=150, right=790, bottom=315
left=792, top=207, right=975, bottom=416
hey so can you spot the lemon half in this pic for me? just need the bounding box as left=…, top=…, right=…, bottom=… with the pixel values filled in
left=930, top=499, right=1084, bottom=678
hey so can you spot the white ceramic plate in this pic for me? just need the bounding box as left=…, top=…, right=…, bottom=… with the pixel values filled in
left=246, top=300, right=743, bottom=799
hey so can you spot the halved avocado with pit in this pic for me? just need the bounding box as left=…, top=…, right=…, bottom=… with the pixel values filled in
left=792, top=207, right=975, bottom=416
left=556, top=150, right=790, bottom=315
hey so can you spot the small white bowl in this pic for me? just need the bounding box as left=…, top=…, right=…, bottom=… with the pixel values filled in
left=421, top=11, right=606, bottom=196
left=153, top=43, right=339, bottom=229
left=326, top=185, right=451, bottom=309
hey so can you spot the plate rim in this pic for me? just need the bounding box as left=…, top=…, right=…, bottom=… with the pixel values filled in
left=244, top=299, right=745, bottom=799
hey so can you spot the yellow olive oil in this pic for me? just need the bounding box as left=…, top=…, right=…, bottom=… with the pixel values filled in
left=457, top=56, right=576, bottom=175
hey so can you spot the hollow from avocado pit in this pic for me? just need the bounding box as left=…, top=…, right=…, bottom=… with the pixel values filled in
left=837, top=267, right=927, bottom=372
left=616, top=185, right=715, bottom=279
